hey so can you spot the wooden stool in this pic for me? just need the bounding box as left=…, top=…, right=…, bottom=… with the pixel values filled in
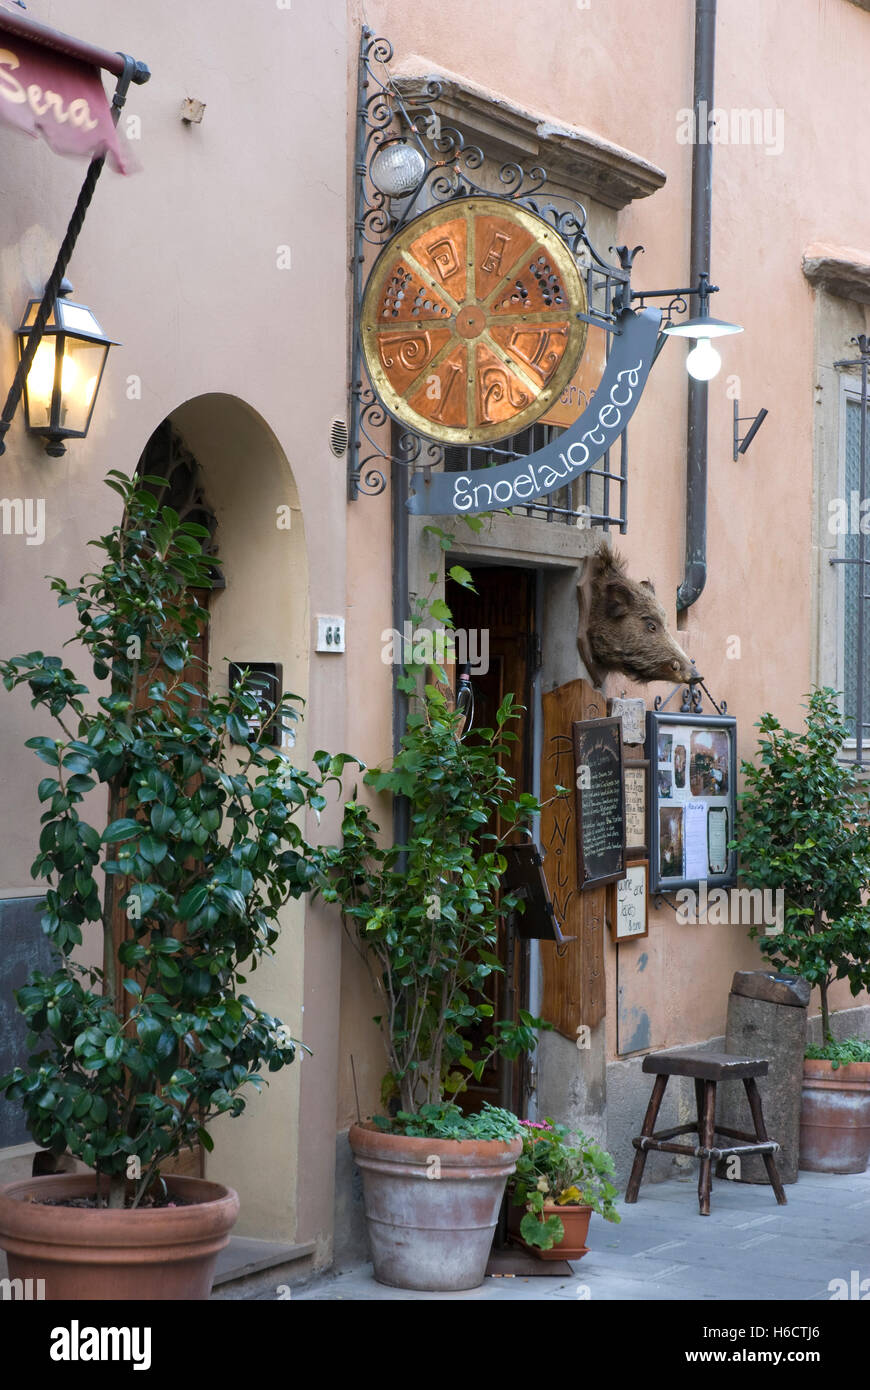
left=625, top=1050, right=787, bottom=1216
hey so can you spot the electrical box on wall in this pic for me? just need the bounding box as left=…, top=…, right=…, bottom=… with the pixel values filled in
left=227, top=662, right=283, bottom=746
left=316, top=615, right=345, bottom=652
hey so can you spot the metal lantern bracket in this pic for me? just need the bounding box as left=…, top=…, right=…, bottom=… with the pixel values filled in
left=733, top=401, right=768, bottom=460
left=0, top=49, right=150, bottom=458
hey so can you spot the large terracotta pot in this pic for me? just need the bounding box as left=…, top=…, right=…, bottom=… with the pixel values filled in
left=0, top=1173, right=239, bottom=1300
left=349, top=1122, right=522, bottom=1291
left=799, top=1059, right=870, bottom=1174
left=509, top=1200, right=593, bottom=1260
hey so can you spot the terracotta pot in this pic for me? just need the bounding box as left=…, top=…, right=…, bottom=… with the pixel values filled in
left=0, top=1173, right=239, bottom=1300
left=508, top=1199, right=592, bottom=1260
left=349, top=1122, right=522, bottom=1291
left=799, top=1059, right=870, bottom=1174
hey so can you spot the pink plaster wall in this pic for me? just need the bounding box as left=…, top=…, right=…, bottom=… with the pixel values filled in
left=353, top=0, right=870, bottom=1055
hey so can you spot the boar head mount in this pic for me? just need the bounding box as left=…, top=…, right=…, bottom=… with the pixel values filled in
left=577, top=544, right=699, bottom=690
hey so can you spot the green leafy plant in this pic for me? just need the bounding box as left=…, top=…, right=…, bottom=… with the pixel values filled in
left=372, top=1101, right=521, bottom=1141
left=805, top=1037, right=870, bottom=1069
left=321, top=688, right=548, bottom=1115
left=0, top=471, right=355, bottom=1208
left=509, top=1119, right=620, bottom=1249
left=731, top=688, right=870, bottom=1041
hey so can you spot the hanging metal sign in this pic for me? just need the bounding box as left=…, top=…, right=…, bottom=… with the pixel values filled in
left=407, top=305, right=661, bottom=516
left=360, top=195, right=589, bottom=447
left=0, top=29, right=130, bottom=172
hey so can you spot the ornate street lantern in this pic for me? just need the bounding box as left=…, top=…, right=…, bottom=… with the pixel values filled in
left=16, top=280, right=118, bottom=456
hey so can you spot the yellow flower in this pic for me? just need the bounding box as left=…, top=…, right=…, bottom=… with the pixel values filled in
left=556, top=1185, right=582, bottom=1205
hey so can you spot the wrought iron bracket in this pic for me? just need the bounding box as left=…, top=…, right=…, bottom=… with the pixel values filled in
left=347, top=26, right=638, bottom=501
left=653, top=677, right=727, bottom=716
left=733, top=401, right=768, bottom=460
left=631, top=270, right=718, bottom=330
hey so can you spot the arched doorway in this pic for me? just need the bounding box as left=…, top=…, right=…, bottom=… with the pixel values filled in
left=128, top=394, right=310, bottom=1242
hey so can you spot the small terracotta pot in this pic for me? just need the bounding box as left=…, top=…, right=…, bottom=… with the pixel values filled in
left=509, top=1200, right=593, bottom=1260
left=799, top=1059, right=870, bottom=1175
left=349, top=1122, right=521, bottom=1291
left=0, top=1173, right=239, bottom=1301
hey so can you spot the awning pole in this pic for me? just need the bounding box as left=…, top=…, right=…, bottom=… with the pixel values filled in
left=0, top=53, right=145, bottom=457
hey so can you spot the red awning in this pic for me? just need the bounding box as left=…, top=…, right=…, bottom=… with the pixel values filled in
left=0, top=9, right=133, bottom=172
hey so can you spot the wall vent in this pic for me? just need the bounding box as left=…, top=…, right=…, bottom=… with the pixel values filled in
left=330, top=418, right=349, bottom=457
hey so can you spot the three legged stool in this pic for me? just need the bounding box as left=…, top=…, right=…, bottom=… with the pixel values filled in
left=625, top=1050, right=788, bottom=1216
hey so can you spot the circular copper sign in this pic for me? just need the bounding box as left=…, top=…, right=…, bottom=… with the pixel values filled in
left=360, top=196, right=588, bottom=446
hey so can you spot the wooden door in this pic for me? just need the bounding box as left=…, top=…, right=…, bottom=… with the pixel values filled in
left=445, top=565, right=536, bottom=1116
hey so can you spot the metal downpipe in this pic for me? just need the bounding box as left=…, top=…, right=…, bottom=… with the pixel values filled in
left=677, top=0, right=716, bottom=612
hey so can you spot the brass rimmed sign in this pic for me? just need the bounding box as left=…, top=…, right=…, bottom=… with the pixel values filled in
left=360, top=196, right=588, bottom=446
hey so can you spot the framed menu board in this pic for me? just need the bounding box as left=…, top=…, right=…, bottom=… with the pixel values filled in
left=572, top=717, right=626, bottom=889
left=624, top=760, right=649, bottom=859
left=646, top=711, right=737, bottom=893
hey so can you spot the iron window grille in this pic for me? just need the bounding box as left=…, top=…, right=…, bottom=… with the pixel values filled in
left=833, top=337, right=870, bottom=763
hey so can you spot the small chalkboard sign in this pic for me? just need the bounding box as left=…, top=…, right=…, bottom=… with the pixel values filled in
left=572, top=716, right=626, bottom=889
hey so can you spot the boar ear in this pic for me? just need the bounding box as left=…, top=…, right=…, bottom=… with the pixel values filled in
left=604, top=579, right=634, bottom=618
left=640, top=579, right=656, bottom=594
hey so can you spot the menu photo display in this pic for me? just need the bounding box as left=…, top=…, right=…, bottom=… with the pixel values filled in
left=646, top=711, right=737, bottom=893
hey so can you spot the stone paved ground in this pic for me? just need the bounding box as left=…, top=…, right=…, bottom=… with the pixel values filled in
left=286, top=1166, right=870, bottom=1302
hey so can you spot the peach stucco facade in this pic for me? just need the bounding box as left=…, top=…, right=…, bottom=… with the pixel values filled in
left=0, top=0, right=868, bottom=1272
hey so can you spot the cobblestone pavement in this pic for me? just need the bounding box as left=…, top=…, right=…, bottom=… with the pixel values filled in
left=279, top=1166, right=870, bottom=1302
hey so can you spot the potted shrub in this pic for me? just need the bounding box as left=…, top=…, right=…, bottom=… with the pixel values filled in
left=732, top=687, right=870, bottom=1174
left=0, top=472, right=350, bottom=1299
left=802, top=1038, right=870, bottom=1174
left=320, top=684, right=550, bottom=1291
left=508, top=1119, right=620, bottom=1260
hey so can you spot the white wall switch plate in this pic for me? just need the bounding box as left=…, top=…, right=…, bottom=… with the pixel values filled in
left=316, top=615, right=345, bottom=653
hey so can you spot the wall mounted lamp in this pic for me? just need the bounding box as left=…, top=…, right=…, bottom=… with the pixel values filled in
left=15, top=278, right=118, bottom=457
left=659, top=272, right=742, bottom=380
left=369, top=138, right=426, bottom=198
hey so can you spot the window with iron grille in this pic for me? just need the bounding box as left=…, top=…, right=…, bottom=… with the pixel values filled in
left=442, top=408, right=629, bottom=532
left=841, top=385, right=870, bottom=753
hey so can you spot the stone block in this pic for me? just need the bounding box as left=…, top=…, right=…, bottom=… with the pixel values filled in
left=717, top=990, right=807, bottom=1184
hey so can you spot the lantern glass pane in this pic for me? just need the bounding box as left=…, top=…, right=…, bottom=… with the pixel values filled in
left=22, top=300, right=58, bottom=330
left=22, top=338, right=59, bottom=429
left=57, top=338, right=108, bottom=434
left=58, top=302, right=104, bottom=336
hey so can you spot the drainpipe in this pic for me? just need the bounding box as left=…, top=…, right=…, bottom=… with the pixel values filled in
left=391, top=450, right=410, bottom=866
left=677, top=0, right=716, bottom=612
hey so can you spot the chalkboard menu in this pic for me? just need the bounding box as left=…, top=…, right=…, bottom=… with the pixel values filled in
left=572, top=717, right=626, bottom=888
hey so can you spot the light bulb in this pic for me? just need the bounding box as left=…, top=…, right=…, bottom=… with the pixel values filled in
left=370, top=141, right=426, bottom=198
left=686, top=338, right=721, bottom=381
